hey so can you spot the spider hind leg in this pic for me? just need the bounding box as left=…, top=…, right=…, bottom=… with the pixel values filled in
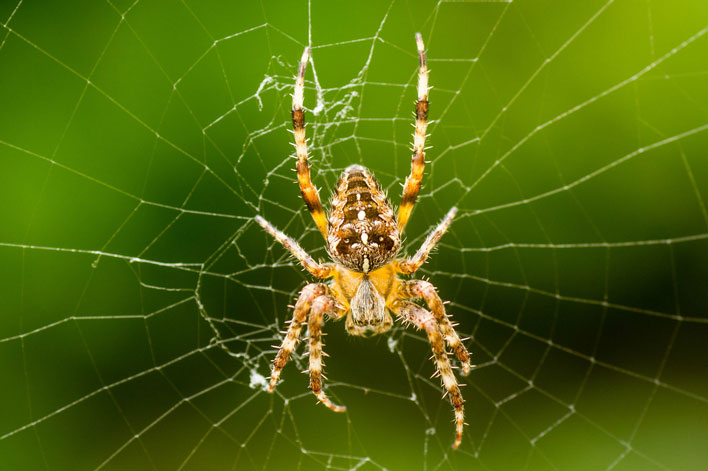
left=398, top=33, right=429, bottom=232
left=292, top=47, right=329, bottom=240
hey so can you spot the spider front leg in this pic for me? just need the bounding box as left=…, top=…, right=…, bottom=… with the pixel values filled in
left=399, top=279, right=472, bottom=376
left=269, top=282, right=346, bottom=413
left=393, top=300, right=465, bottom=449
left=396, top=207, right=469, bottom=370
left=307, top=292, right=347, bottom=412
left=269, top=283, right=327, bottom=391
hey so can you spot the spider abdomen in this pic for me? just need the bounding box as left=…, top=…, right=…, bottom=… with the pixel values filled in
left=328, top=165, right=401, bottom=273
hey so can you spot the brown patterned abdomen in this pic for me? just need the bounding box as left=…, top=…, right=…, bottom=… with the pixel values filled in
left=328, top=165, right=401, bottom=273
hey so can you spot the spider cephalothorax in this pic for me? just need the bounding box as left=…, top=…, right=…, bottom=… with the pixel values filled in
left=255, top=34, right=472, bottom=449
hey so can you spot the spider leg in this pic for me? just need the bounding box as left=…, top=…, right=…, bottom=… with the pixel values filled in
left=308, top=292, right=347, bottom=412
left=269, top=282, right=347, bottom=413
left=398, top=279, right=471, bottom=375
left=269, top=283, right=327, bottom=391
left=396, top=206, right=457, bottom=275
left=398, top=33, right=429, bottom=233
left=255, top=216, right=332, bottom=278
left=393, top=300, right=465, bottom=449
left=292, top=47, right=329, bottom=240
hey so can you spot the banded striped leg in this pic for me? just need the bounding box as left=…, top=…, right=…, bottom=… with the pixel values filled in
left=399, top=279, right=471, bottom=375
left=292, top=47, right=328, bottom=240
left=255, top=216, right=332, bottom=279
left=269, top=283, right=327, bottom=391
left=396, top=206, right=457, bottom=275
left=398, top=33, right=429, bottom=232
left=308, top=294, right=347, bottom=412
left=394, top=300, right=465, bottom=449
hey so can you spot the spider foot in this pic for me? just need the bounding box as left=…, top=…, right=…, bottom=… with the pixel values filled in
left=314, top=390, right=346, bottom=413
left=268, top=375, right=279, bottom=392
left=453, top=409, right=464, bottom=449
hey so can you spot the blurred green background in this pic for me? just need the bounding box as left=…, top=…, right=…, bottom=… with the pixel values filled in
left=1, top=0, right=708, bottom=469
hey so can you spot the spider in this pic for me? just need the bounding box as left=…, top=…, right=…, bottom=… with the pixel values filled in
left=255, top=33, right=472, bottom=449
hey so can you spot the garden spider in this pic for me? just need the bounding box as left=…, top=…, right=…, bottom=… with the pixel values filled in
left=256, top=33, right=472, bottom=449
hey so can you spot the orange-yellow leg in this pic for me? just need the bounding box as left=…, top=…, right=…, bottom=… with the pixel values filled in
left=269, top=283, right=327, bottom=391
left=396, top=206, right=457, bottom=275
left=308, top=295, right=347, bottom=412
left=255, top=216, right=332, bottom=279
left=292, top=47, right=328, bottom=240
left=394, top=300, right=465, bottom=449
left=399, top=279, right=472, bottom=376
left=269, top=282, right=347, bottom=414
left=398, top=33, right=429, bottom=232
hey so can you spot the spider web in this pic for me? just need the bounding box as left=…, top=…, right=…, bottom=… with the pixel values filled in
left=1, top=0, right=708, bottom=469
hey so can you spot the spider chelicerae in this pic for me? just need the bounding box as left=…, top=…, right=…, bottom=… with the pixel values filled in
left=256, top=33, right=472, bottom=449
